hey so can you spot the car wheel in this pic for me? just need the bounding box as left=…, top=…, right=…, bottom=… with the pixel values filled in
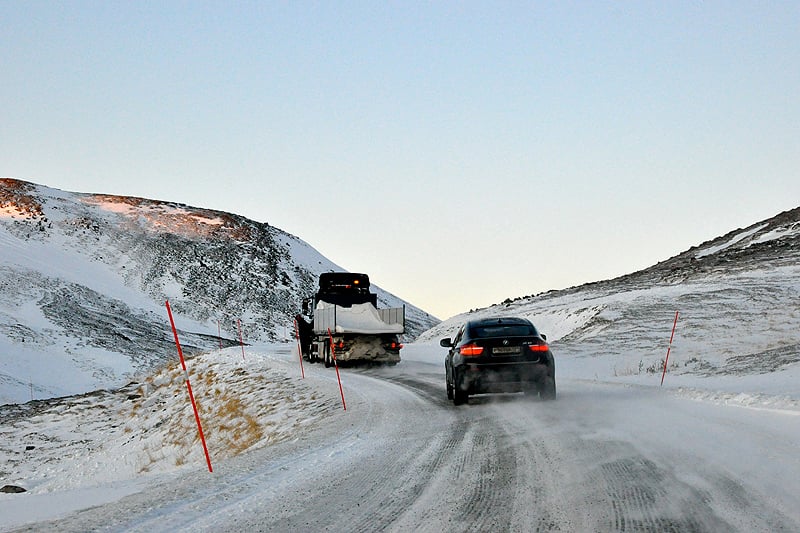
left=540, top=377, right=556, bottom=400
left=453, top=388, right=468, bottom=405
left=446, top=378, right=454, bottom=400
left=451, top=368, right=468, bottom=405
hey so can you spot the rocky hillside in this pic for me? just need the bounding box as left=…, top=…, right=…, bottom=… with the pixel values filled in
left=421, top=207, right=800, bottom=384
left=0, top=178, right=438, bottom=404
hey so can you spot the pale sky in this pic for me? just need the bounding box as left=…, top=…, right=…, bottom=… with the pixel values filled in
left=3, top=1, right=799, bottom=319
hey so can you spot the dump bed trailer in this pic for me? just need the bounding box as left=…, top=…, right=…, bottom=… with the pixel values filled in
left=300, top=273, right=405, bottom=366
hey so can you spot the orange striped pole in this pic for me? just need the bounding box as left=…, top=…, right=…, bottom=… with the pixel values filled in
left=293, top=319, right=305, bottom=379
left=661, top=311, right=679, bottom=386
left=327, top=328, right=347, bottom=410
left=166, top=300, right=212, bottom=472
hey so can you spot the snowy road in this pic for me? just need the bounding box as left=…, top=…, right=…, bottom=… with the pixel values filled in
left=10, top=345, right=800, bottom=532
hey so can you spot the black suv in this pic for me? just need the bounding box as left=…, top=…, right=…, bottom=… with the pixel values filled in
left=441, top=317, right=556, bottom=405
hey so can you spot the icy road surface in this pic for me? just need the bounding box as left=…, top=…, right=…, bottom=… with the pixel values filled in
left=8, top=345, right=800, bottom=532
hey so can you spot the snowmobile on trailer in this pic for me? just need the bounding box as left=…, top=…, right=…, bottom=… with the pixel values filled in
left=297, top=273, right=405, bottom=366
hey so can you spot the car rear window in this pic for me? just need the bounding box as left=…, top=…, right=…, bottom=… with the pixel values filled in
left=471, top=324, right=538, bottom=338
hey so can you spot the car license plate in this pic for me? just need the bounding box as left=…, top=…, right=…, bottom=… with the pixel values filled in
left=492, top=346, right=520, bottom=355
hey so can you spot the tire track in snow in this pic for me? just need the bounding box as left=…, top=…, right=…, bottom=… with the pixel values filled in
left=451, top=424, right=517, bottom=532
left=331, top=423, right=468, bottom=532
left=204, top=370, right=463, bottom=532
left=370, top=366, right=577, bottom=531
left=495, top=412, right=576, bottom=532
left=11, top=361, right=800, bottom=532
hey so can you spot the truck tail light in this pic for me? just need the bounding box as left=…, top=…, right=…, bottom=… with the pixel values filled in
left=459, top=343, right=484, bottom=356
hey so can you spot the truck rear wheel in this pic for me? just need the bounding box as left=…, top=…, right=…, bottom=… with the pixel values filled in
left=324, top=344, right=332, bottom=368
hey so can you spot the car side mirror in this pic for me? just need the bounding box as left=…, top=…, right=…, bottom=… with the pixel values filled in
left=541, top=333, right=547, bottom=341
left=440, top=338, right=453, bottom=348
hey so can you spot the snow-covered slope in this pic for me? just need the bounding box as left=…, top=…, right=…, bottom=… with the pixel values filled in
left=0, top=178, right=438, bottom=404
left=419, top=207, right=800, bottom=396
left=2, top=193, right=799, bottom=530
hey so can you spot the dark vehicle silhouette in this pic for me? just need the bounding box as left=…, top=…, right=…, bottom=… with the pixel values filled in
left=441, top=317, right=555, bottom=405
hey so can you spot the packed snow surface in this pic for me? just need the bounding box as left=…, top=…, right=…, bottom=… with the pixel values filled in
left=316, top=302, right=405, bottom=334
left=1, top=343, right=799, bottom=531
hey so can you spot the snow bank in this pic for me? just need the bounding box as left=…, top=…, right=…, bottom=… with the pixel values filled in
left=0, top=345, right=340, bottom=495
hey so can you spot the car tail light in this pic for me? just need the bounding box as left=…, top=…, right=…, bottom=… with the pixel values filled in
left=389, top=342, right=403, bottom=350
left=459, top=343, right=484, bottom=356
left=337, top=341, right=344, bottom=349
left=528, top=344, right=549, bottom=353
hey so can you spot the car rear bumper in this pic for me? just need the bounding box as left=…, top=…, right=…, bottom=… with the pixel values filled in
left=456, top=362, right=551, bottom=394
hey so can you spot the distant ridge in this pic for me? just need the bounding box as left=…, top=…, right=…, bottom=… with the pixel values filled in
left=419, top=205, right=800, bottom=384
left=523, top=206, right=800, bottom=300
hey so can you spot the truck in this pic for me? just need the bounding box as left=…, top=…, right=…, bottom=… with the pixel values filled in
left=297, top=272, right=405, bottom=367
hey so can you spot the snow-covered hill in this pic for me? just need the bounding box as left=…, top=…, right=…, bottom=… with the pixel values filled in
left=419, top=207, right=800, bottom=398
left=0, top=178, right=439, bottom=404
left=2, top=190, right=800, bottom=530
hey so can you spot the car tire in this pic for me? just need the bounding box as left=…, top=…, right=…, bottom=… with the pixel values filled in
left=452, top=369, right=467, bottom=405
left=453, top=388, right=467, bottom=405
left=446, top=379, right=454, bottom=400
left=540, top=377, right=556, bottom=400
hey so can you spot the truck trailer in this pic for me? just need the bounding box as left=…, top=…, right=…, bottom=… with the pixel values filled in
left=297, top=272, right=404, bottom=366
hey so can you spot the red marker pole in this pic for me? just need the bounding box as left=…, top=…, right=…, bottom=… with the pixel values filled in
left=293, top=319, right=305, bottom=379
left=327, top=328, right=347, bottom=410
left=661, top=311, right=679, bottom=386
left=165, top=300, right=213, bottom=473
left=237, top=319, right=246, bottom=360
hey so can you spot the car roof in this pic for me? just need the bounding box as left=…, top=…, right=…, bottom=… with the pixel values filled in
left=466, top=316, right=533, bottom=328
